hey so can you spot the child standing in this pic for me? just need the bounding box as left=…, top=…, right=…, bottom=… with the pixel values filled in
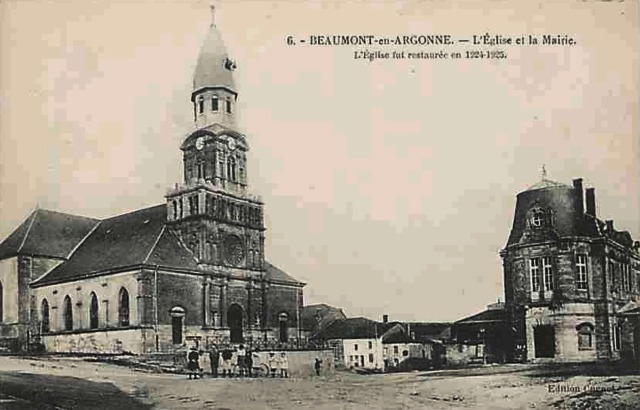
left=279, top=352, right=289, bottom=378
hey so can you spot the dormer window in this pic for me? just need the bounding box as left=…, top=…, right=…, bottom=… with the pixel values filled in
left=531, top=212, right=543, bottom=227
left=211, top=96, right=219, bottom=111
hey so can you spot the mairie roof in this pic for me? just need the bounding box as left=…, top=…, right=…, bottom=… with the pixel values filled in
left=0, top=209, right=98, bottom=260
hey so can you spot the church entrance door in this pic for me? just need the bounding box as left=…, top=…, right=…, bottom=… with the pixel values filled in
left=228, top=304, right=244, bottom=343
left=533, top=325, right=555, bottom=358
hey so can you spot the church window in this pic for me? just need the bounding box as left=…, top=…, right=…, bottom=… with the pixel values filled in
left=197, top=162, right=204, bottom=179
left=226, top=98, right=232, bottom=114
left=118, top=288, right=130, bottom=327
left=63, top=295, right=73, bottom=331
left=577, top=323, right=593, bottom=350
left=211, top=96, right=219, bottom=111
left=198, top=95, right=204, bottom=114
left=219, top=160, right=225, bottom=179
left=41, top=299, right=50, bottom=333
left=576, top=254, right=588, bottom=291
left=89, top=292, right=99, bottom=329
left=227, top=157, right=237, bottom=182
left=172, top=200, right=177, bottom=220
left=613, top=324, right=622, bottom=351
left=278, top=312, right=288, bottom=342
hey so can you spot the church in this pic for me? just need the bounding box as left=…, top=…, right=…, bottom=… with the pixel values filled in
left=0, top=8, right=306, bottom=354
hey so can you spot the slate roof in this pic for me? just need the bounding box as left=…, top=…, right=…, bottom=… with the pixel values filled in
left=34, top=205, right=197, bottom=285
left=264, top=261, right=305, bottom=286
left=454, top=308, right=506, bottom=325
left=192, top=19, right=235, bottom=93
left=314, top=318, right=400, bottom=340
left=301, top=303, right=347, bottom=333
left=0, top=209, right=98, bottom=260
left=525, top=178, right=570, bottom=191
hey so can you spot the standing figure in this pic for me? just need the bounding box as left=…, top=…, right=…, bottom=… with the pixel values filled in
left=187, top=347, right=201, bottom=380
left=268, top=352, right=278, bottom=378
left=314, top=358, right=322, bottom=376
left=245, top=349, right=254, bottom=377
left=221, top=348, right=233, bottom=377
left=279, top=352, right=289, bottom=378
left=237, top=344, right=246, bottom=376
left=209, top=345, right=220, bottom=378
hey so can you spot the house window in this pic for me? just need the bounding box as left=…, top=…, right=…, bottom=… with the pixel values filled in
left=198, top=95, right=204, bottom=114
left=543, top=257, right=553, bottom=291
left=118, top=288, right=130, bottom=327
left=530, top=257, right=553, bottom=292
left=211, top=96, right=219, bottom=111
left=530, top=258, right=541, bottom=292
left=63, top=295, right=73, bottom=331
left=368, top=353, right=374, bottom=363
left=368, top=341, right=373, bottom=349
left=354, top=343, right=358, bottom=351
left=41, top=299, right=50, bottom=333
left=402, top=350, right=409, bottom=357
left=577, top=323, right=594, bottom=350
left=576, top=254, right=588, bottom=291
left=89, top=292, right=99, bottom=329
left=393, top=346, right=399, bottom=355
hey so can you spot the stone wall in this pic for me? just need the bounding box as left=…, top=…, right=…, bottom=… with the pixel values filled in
left=42, top=327, right=154, bottom=354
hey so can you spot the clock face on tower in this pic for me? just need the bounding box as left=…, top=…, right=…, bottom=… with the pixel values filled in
left=227, top=137, right=236, bottom=151
left=224, top=234, right=245, bottom=266
left=195, top=137, right=205, bottom=150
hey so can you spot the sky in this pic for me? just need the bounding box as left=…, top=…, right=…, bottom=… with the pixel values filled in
left=0, top=0, right=638, bottom=322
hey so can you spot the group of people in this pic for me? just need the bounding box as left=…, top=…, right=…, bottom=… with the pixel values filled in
left=186, top=344, right=291, bottom=379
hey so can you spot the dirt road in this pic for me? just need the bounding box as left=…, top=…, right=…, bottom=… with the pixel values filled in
left=0, top=356, right=638, bottom=409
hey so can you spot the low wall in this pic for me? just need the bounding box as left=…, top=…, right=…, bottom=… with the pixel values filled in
left=42, top=328, right=154, bottom=354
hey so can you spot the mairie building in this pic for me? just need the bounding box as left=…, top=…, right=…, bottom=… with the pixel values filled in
left=0, top=10, right=305, bottom=354
left=501, top=176, right=640, bottom=364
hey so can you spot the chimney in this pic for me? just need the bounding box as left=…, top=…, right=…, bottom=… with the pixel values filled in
left=606, top=220, right=614, bottom=232
left=573, top=178, right=584, bottom=214
left=382, top=314, right=389, bottom=323
left=585, top=188, right=596, bottom=217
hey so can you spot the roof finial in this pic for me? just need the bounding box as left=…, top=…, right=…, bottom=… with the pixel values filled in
left=541, top=164, right=547, bottom=181
left=209, top=3, right=216, bottom=26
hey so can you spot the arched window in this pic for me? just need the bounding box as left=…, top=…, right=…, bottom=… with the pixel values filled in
left=63, top=295, right=73, bottom=331
left=89, top=292, right=99, bottom=329
left=278, top=312, right=289, bottom=342
left=41, top=299, right=50, bottom=333
left=118, top=288, right=130, bottom=327
left=211, top=95, right=219, bottom=111
left=577, top=323, right=594, bottom=350
left=227, top=157, right=237, bottom=182
left=198, top=95, right=204, bottom=114
left=170, top=306, right=186, bottom=344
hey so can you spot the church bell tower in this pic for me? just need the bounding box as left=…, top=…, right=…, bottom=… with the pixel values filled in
left=165, top=5, right=265, bottom=273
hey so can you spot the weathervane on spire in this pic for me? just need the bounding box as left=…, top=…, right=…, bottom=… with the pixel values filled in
left=541, top=164, right=547, bottom=181
left=209, top=2, right=216, bottom=26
